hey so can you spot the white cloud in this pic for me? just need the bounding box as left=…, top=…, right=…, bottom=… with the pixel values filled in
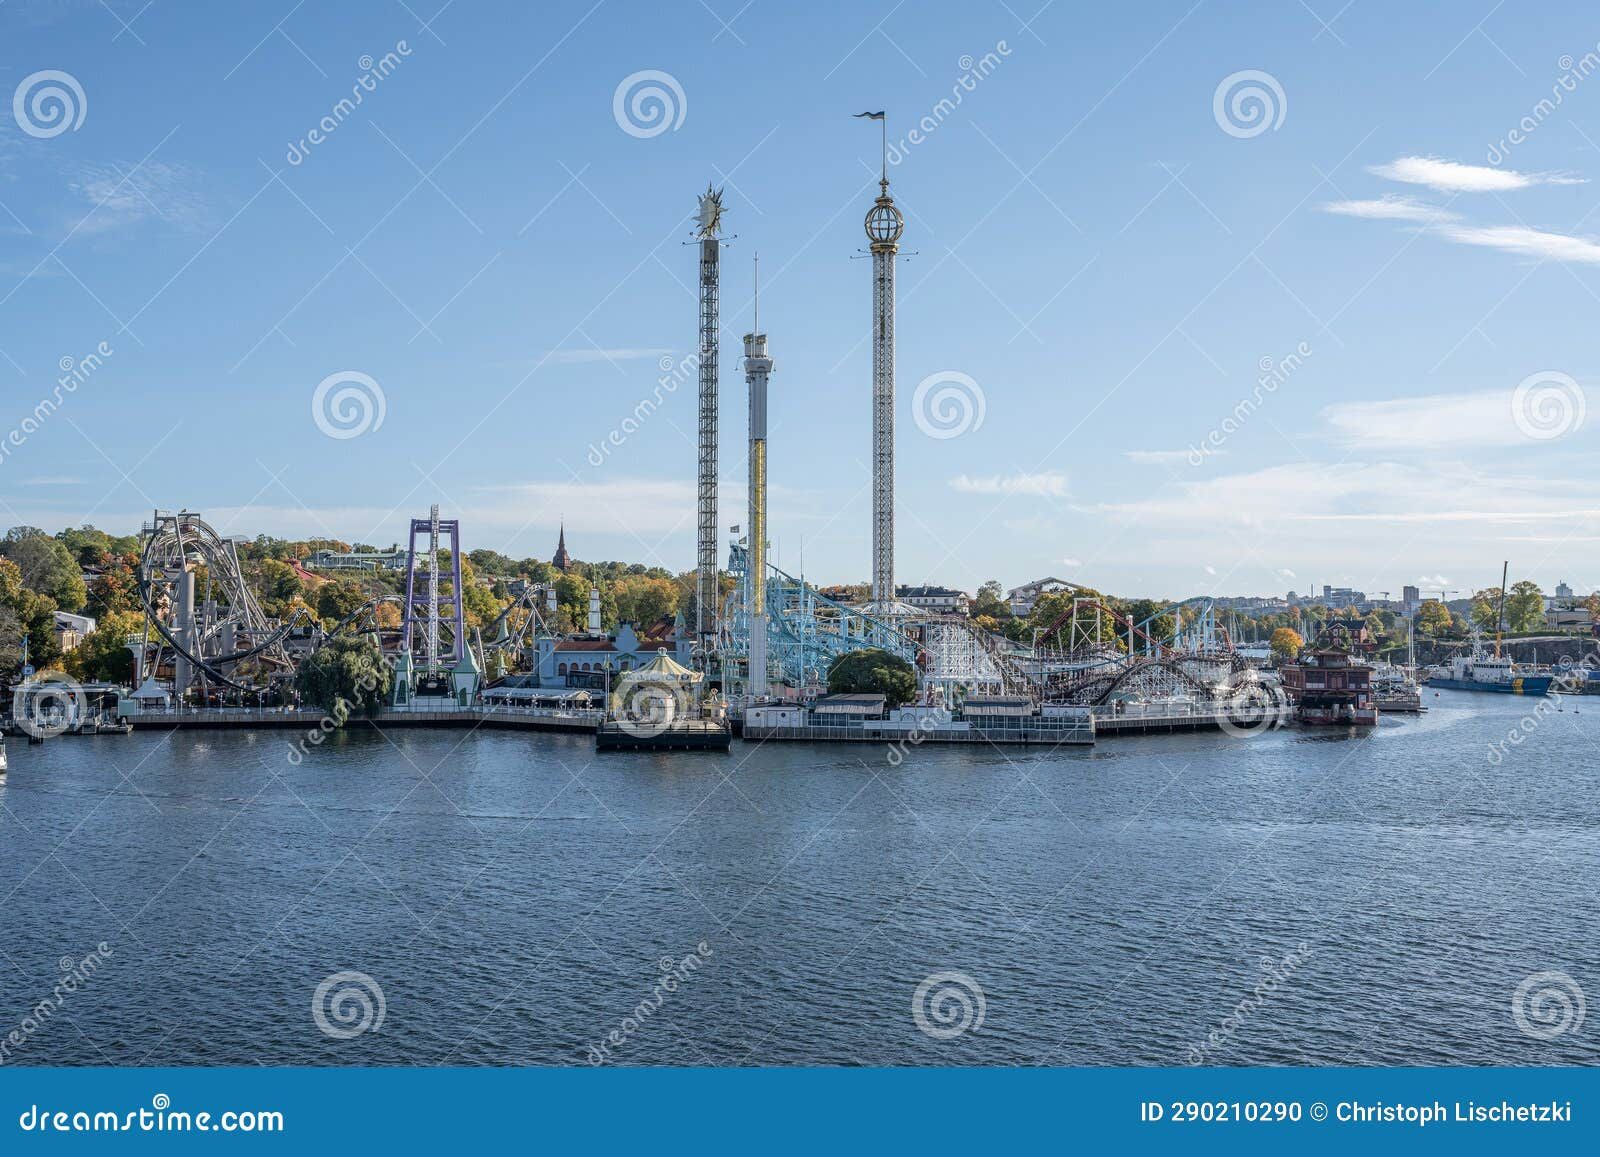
left=67, top=160, right=213, bottom=234
left=1416, top=574, right=1451, bottom=589
left=1321, top=196, right=1460, bottom=223
left=1433, top=222, right=1600, bottom=264
left=1369, top=156, right=1583, bottom=193
left=1203, top=564, right=1217, bottom=575
left=1274, top=568, right=1297, bottom=580
left=1094, top=460, right=1600, bottom=531
left=1061, top=557, right=1083, bottom=568
left=1318, top=389, right=1586, bottom=450
left=949, top=471, right=1069, bottom=497
left=20, top=475, right=84, bottom=486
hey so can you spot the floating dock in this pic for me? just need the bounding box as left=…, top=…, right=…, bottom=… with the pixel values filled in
left=596, top=719, right=731, bottom=752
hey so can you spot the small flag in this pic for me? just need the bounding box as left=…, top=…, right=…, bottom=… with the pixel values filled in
left=853, top=110, right=885, bottom=120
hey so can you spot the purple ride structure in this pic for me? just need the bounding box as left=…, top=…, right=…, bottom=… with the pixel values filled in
left=399, top=504, right=466, bottom=697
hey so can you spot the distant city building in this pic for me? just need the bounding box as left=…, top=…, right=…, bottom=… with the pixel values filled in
left=305, top=548, right=405, bottom=571
left=1556, top=580, right=1574, bottom=600
left=1007, top=577, right=1076, bottom=617
left=1402, top=585, right=1421, bottom=613
left=1321, top=584, right=1365, bottom=610
left=551, top=521, right=572, bottom=571
left=1546, top=605, right=1592, bottom=629
left=1215, top=596, right=1289, bottom=612
left=895, top=585, right=970, bottom=615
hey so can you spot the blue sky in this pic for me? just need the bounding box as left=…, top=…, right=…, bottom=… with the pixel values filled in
left=2, top=0, right=1598, bottom=599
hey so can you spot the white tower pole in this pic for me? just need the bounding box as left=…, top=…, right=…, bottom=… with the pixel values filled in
left=861, top=117, right=905, bottom=612
left=744, top=255, right=774, bottom=698
left=695, top=185, right=727, bottom=658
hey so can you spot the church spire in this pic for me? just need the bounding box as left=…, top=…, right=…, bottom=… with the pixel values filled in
left=552, top=518, right=572, bottom=571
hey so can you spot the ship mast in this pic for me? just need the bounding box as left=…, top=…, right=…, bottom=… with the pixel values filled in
left=1494, top=559, right=1509, bottom=659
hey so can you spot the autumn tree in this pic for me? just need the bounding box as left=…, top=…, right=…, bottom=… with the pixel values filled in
left=1269, top=627, right=1304, bottom=662
left=1417, top=600, right=1453, bottom=636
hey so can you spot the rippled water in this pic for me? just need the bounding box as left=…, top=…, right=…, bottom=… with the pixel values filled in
left=2, top=690, right=1597, bottom=1066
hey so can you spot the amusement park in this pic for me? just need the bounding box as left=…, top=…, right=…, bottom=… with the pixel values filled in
left=5, top=169, right=1501, bottom=754
left=5, top=154, right=1583, bottom=756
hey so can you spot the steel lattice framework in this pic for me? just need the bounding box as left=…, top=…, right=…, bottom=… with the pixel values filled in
left=917, top=618, right=1034, bottom=699
left=695, top=186, right=725, bottom=654
left=866, top=176, right=904, bottom=610
left=136, top=510, right=296, bottom=696
left=401, top=504, right=464, bottom=674
left=721, top=544, right=921, bottom=691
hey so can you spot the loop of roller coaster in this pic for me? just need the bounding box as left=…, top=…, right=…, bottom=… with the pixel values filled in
left=136, top=511, right=299, bottom=693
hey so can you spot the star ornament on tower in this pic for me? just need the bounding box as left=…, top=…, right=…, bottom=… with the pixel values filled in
left=695, top=183, right=725, bottom=240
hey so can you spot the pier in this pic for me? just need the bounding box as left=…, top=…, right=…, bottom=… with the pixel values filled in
left=125, top=706, right=600, bottom=734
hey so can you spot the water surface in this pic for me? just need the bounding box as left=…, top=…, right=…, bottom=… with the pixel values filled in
left=2, top=690, right=1596, bottom=1066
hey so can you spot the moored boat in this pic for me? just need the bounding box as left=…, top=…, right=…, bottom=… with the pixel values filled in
left=1423, top=652, right=1552, bottom=696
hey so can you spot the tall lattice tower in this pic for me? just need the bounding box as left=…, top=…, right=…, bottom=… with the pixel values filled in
left=743, top=256, right=775, bottom=698
left=862, top=125, right=906, bottom=613
left=695, top=185, right=726, bottom=653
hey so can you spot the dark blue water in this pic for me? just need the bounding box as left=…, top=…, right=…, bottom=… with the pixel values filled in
left=2, top=691, right=1597, bottom=1066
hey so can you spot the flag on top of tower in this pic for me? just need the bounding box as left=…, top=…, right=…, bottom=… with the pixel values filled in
left=853, top=111, right=885, bottom=119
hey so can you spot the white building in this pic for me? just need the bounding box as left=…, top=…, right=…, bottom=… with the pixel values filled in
left=894, top=585, right=970, bottom=616
left=1006, top=577, right=1077, bottom=618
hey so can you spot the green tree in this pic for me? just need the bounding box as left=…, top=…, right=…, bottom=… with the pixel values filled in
left=293, top=635, right=392, bottom=719
left=0, top=557, right=23, bottom=608
left=1269, top=627, right=1303, bottom=662
left=65, top=610, right=145, bottom=683
left=1416, top=600, right=1453, bottom=636
left=826, top=648, right=918, bottom=708
left=315, top=578, right=367, bottom=626
left=971, top=580, right=1010, bottom=620
left=612, top=574, right=679, bottom=625
left=1504, top=580, right=1545, bottom=633
left=254, top=559, right=305, bottom=618
left=1469, top=588, right=1505, bottom=633
left=1, top=532, right=87, bottom=612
